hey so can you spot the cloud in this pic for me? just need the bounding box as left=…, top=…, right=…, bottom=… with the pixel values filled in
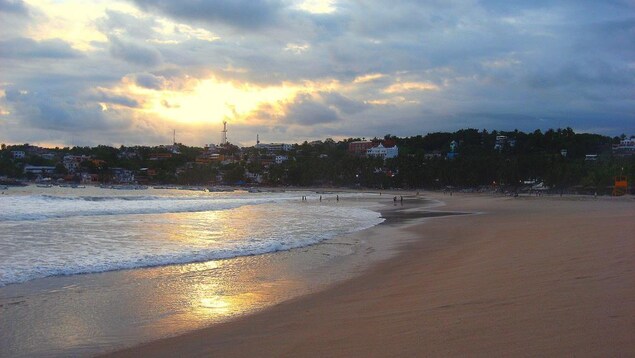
left=0, top=0, right=28, bottom=15
left=0, top=37, right=82, bottom=59
left=4, top=87, right=113, bottom=131
left=161, top=99, right=179, bottom=108
left=128, top=72, right=166, bottom=89
left=89, top=90, right=140, bottom=108
left=130, top=0, right=285, bottom=30
left=97, top=9, right=160, bottom=39
left=108, top=35, right=162, bottom=66
left=321, top=92, right=369, bottom=115
left=283, top=93, right=340, bottom=125
left=383, top=81, right=439, bottom=94
left=353, top=73, right=385, bottom=84
left=1, top=0, right=634, bottom=146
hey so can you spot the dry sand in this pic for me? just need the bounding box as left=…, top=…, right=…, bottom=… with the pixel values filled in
left=104, top=194, right=635, bottom=357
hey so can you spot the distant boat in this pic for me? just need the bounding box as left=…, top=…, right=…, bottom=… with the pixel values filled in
left=36, top=184, right=53, bottom=188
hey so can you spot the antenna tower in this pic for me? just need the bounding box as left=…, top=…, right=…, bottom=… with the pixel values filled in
left=221, top=121, right=228, bottom=145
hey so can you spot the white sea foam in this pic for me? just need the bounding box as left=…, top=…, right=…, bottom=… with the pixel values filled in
left=0, top=193, right=278, bottom=221
left=0, top=189, right=384, bottom=287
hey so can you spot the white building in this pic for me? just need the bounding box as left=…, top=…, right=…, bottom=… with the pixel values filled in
left=613, top=138, right=635, bottom=156
left=367, top=144, right=398, bottom=159
left=63, top=155, right=90, bottom=173
left=23, top=165, right=56, bottom=175
left=256, top=143, right=292, bottom=152
left=275, top=155, right=288, bottom=164
left=494, top=135, right=516, bottom=151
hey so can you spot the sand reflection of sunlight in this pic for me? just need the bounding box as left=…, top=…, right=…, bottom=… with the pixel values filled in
left=192, top=284, right=262, bottom=319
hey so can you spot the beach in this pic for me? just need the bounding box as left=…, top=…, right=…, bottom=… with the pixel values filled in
left=105, top=193, right=635, bottom=357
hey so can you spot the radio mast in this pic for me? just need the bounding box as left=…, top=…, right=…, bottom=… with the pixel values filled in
left=221, top=121, right=228, bottom=145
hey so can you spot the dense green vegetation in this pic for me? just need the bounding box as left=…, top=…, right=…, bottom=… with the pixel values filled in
left=1, top=128, right=633, bottom=194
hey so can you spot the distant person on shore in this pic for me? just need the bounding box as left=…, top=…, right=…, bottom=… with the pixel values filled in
left=336, top=195, right=339, bottom=202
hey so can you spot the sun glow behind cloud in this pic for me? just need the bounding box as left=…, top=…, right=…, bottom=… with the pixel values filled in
left=122, top=77, right=315, bottom=126
left=295, top=0, right=337, bottom=14
left=25, top=0, right=136, bottom=50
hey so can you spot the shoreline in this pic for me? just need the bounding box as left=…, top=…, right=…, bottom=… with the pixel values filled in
left=103, top=193, right=635, bottom=357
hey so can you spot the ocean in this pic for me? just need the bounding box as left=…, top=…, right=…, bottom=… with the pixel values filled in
left=0, top=186, right=388, bottom=357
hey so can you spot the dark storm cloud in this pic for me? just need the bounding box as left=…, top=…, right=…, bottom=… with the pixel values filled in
left=130, top=0, right=285, bottom=30
left=0, top=37, right=82, bottom=59
left=283, top=94, right=340, bottom=125
left=0, top=0, right=28, bottom=14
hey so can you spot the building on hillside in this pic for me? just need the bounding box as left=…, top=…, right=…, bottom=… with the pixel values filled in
left=23, top=165, right=56, bottom=175
left=367, top=144, right=398, bottom=159
left=118, top=149, right=140, bottom=159
left=494, top=135, right=516, bottom=151
left=149, top=153, right=173, bottom=160
left=41, top=153, right=57, bottom=161
left=245, top=171, right=263, bottom=183
left=275, top=155, right=288, bottom=164
left=255, top=143, right=292, bottom=152
left=11, top=150, right=26, bottom=159
left=110, top=168, right=135, bottom=183
left=612, top=138, right=635, bottom=156
left=63, top=155, right=90, bottom=173
left=494, top=136, right=507, bottom=150
left=195, top=153, right=223, bottom=164
left=447, top=140, right=459, bottom=159
left=81, top=173, right=99, bottom=183
left=348, top=141, right=374, bottom=156
left=136, top=168, right=157, bottom=184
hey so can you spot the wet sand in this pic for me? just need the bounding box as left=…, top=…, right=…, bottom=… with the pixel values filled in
left=104, top=194, right=635, bottom=357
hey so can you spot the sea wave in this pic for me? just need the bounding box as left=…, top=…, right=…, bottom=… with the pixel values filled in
left=0, top=203, right=384, bottom=287
left=0, top=194, right=279, bottom=221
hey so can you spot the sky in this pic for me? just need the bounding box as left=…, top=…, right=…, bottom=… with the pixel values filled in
left=0, top=0, right=633, bottom=147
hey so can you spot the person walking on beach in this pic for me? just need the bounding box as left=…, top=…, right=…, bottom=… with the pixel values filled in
left=336, top=195, right=339, bottom=202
